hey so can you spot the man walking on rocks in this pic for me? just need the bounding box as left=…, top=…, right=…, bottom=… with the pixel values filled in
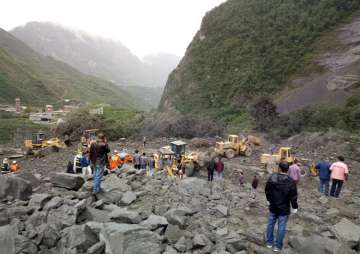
left=133, top=150, right=141, bottom=170
left=89, top=133, right=110, bottom=194
left=329, top=156, right=349, bottom=198
left=265, top=161, right=298, bottom=252
left=215, top=156, right=224, bottom=179
left=315, top=159, right=331, bottom=195
left=207, top=157, right=216, bottom=181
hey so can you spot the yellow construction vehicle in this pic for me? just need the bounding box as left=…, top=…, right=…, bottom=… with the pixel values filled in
left=154, top=140, right=206, bottom=177
left=215, top=135, right=261, bottom=159
left=24, top=132, right=66, bottom=155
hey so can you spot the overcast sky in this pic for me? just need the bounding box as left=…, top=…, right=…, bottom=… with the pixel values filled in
left=1, top=0, right=226, bottom=58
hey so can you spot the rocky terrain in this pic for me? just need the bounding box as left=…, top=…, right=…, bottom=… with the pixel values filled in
left=0, top=133, right=359, bottom=254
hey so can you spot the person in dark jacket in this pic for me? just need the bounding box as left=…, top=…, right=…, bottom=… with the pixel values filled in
left=215, top=156, right=224, bottom=179
left=133, top=150, right=141, bottom=170
left=89, top=133, right=110, bottom=194
left=315, top=160, right=331, bottom=195
left=265, top=161, right=298, bottom=252
left=251, top=175, right=259, bottom=198
left=207, top=157, right=216, bottom=182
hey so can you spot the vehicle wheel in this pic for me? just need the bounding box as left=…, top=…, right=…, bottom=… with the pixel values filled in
left=185, top=162, right=195, bottom=177
left=244, top=146, right=253, bottom=157
left=225, top=149, right=235, bottom=159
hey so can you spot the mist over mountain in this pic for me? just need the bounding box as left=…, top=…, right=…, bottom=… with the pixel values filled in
left=11, top=22, right=180, bottom=88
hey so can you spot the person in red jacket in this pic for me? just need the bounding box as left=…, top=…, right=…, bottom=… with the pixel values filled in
left=215, top=156, right=224, bottom=179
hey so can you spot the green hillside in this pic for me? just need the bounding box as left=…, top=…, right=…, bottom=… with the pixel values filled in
left=0, top=28, right=136, bottom=108
left=160, top=0, right=360, bottom=117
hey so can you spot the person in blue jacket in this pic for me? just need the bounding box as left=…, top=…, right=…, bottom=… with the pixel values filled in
left=315, top=160, right=331, bottom=196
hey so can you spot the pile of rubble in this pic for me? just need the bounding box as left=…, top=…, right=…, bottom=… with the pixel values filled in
left=0, top=158, right=359, bottom=254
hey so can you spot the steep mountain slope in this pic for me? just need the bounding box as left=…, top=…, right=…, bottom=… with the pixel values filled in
left=160, top=0, right=360, bottom=116
left=0, top=28, right=136, bottom=107
left=11, top=22, right=180, bottom=88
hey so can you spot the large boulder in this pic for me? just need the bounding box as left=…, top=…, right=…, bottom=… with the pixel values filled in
left=15, top=172, right=41, bottom=189
left=177, top=177, right=210, bottom=197
left=38, top=223, right=61, bottom=248
left=334, top=218, right=360, bottom=246
left=28, top=193, right=52, bottom=210
left=140, top=215, right=168, bottom=231
left=43, top=196, right=64, bottom=210
left=47, top=205, right=80, bottom=228
left=50, top=173, right=85, bottom=190
left=0, top=175, right=32, bottom=200
left=98, top=223, right=162, bottom=254
left=120, top=191, right=137, bottom=206
left=109, top=208, right=141, bottom=224
left=164, top=207, right=193, bottom=228
left=96, top=189, right=123, bottom=205
left=15, top=235, right=38, bottom=254
left=60, top=224, right=99, bottom=252
left=0, top=225, right=16, bottom=254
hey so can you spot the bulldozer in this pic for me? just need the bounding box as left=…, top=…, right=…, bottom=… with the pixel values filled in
left=155, top=140, right=207, bottom=178
left=261, top=147, right=309, bottom=175
left=215, top=135, right=261, bottom=159
left=79, top=129, right=100, bottom=153
left=24, top=132, right=66, bottom=156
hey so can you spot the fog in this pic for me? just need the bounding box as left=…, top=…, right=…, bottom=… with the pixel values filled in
left=1, top=0, right=226, bottom=58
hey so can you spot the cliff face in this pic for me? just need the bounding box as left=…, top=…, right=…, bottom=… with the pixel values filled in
left=160, top=0, right=360, bottom=116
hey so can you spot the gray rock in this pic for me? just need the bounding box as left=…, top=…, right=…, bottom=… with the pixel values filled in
left=26, top=211, right=48, bottom=228
left=109, top=208, right=141, bottom=224
left=61, top=224, right=99, bottom=252
left=226, top=237, right=246, bottom=253
left=50, top=173, right=85, bottom=190
left=193, top=234, right=210, bottom=248
left=15, top=234, right=38, bottom=254
left=0, top=225, right=16, bottom=254
left=165, top=224, right=186, bottom=244
left=16, top=172, right=41, bottom=189
left=164, top=207, right=193, bottom=228
left=0, top=175, right=33, bottom=200
left=29, top=193, right=52, bottom=210
left=47, top=205, right=79, bottom=228
left=87, top=241, right=106, bottom=254
left=174, top=236, right=187, bottom=252
left=96, top=189, right=123, bottom=205
left=102, top=174, right=132, bottom=192
left=8, top=206, right=34, bottom=217
left=163, top=245, right=178, bottom=254
left=98, top=223, right=162, bottom=254
left=120, top=191, right=137, bottom=205
left=38, top=224, right=60, bottom=248
left=43, top=196, right=64, bottom=211
left=300, top=211, right=323, bottom=224
left=140, top=215, right=168, bottom=231
left=93, top=200, right=104, bottom=209
left=334, top=218, right=360, bottom=244
left=290, top=235, right=351, bottom=254
left=178, top=177, right=210, bottom=197
left=216, top=205, right=229, bottom=216
left=82, top=207, right=110, bottom=223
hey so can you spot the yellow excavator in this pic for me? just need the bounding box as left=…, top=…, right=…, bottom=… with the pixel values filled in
left=24, top=132, right=66, bottom=156
left=215, top=135, right=261, bottom=159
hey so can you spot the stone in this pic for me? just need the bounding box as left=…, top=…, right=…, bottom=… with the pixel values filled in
left=216, top=205, right=229, bottom=216
left=98, top=223, right=162, bottom=254
left=26, top=211, right=48, bottom=228
left=29, top=193, right=52, bottom=210
left=87, top=241, right=106, bottom=254
left=109, top=208, right=141, bottom=224
left=16, top=172, right=41, bottom=189
left=178, top=177, right=210, bottom=197
left=101, top=174, right=132, bottom=192
left=38, top=224, right=60, bottom=248
left=82, top=207, right=110, bottom=223
left=0, top=225, right=16, bottom=254
left=290, top=235, right=351, bottom=254
left=120, top=191, right=137, bottom=206
left=8, top=206, right=34, bottom=217
left=15, top=235, right=38, bottom=254
left=300, top=211, right=322, bottom=224
left=93, top=200, right=104, bottom=209
left=174, top=236, right=187, bottom=252
left=165, top=224, right=186, bottom=243
left=163, top=245, right=178, bottom=254
left=43, top=196, right=64, bottom=210
left=193, top=234, right=209, bottom=248
left=50, top=173, right=85, bottom=190
left=164, top=207, right=193, bottom=228
left=62, top=224, right=99, bottom=252
left=226, top=237, right=246, bottom=253
left=47, top=205, right=79, bottom=228
left=0, top=175, right=33, bottom=200
left=96, top=189, right=123, bottom=205
left=334, top=218, right=360, bottom=244
left=140, top=215, right=168, bottom=230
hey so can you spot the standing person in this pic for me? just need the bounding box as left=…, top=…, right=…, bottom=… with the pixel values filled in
left=10, top=161, right=20, bottom=172
left=89, top=133, right=110, bottom=194
left=329, top=156, right=349, bottom=198
left=148, top=155, right=155, bottom=176
left=288, top=159, right=301, bottom=184
left=239, top=171, right=245, bottom=188
left=133, top=150, right=141, bottom=170
left=215, top=156, right=224, bottom=179
left=143, top=137, right=147, bottom=147
left=140, top=153, right=148, bottom=173
left=265, top=162, right=298, bottom=252
left=251, top=175, right=259, bottom=198
left=1, top=158, right=9, bottom=172
left=207, top=157, right=216, bottom=182
left=315, top=159, right=331, bottom=196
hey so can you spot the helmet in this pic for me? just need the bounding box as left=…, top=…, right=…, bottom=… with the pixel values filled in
left=12, top=161, right=17, bottom=164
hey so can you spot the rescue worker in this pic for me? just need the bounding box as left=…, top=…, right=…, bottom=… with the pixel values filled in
left=288, top=159, right=301, bottom=184
left=215, top=156, right=224, bottom=179
left=329, top=156, right=349, bottom=198
left=140, top=153, right=148, bottom=173
left=1, top=158, right=9, bottom=172
left=73, top=152, right=83, bottom=174
left=133, top=150, right=141, bottom=170
left=315, top=159, right=331, bottom=195
left=109, top=150, right=121, bottom=172
left=10, top=161, right=20, bottom=172
left=89, top=133, right=110, bottom=194
left=265, top=161, right=298, bottom=252
left=207, top=157, right=216, bottom=182
left=251, top=175, right=259, bottom=198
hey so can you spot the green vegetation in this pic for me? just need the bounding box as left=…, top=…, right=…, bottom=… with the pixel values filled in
left=0, top=28, right=137, bottom=108
left=161, top=0, right=360, bottom=116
